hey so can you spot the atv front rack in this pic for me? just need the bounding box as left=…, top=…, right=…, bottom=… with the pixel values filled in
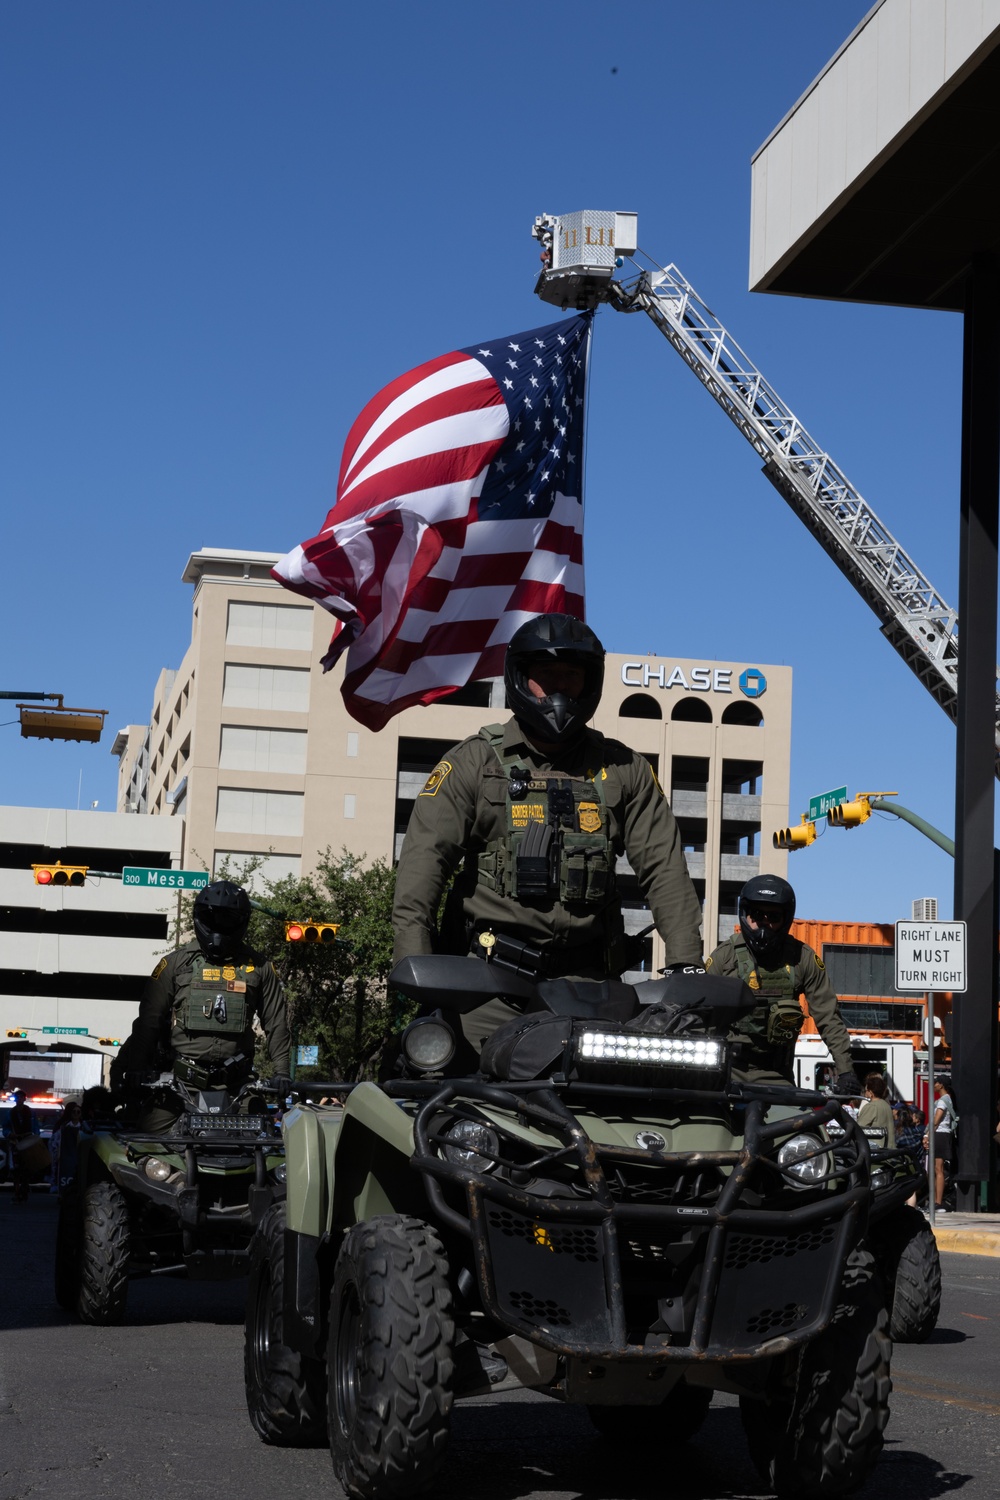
left=405, top=1079, right=870, bottom=1364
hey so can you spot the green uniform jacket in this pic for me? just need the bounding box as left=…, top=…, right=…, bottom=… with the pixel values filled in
left=707, top=931, right=853, bottom=1077
left=111, top=940, right=291, bottom=1085
left=392, top=717, right=703, bottom=972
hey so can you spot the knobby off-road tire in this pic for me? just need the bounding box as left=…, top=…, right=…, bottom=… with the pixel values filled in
left=588, top=1382, right=712, bottom=1444
left=876, top=1206, right=942, bottom=1344
left=740, top=1247, right=892, bottom=1498
left=328, top=1214, right=454, bottom=1500
left=76, top=1181, right=131, bottom=1326
left=244, top=1202, right=327, bottom=1446
left=54, top=1192, right=83, bottom=1312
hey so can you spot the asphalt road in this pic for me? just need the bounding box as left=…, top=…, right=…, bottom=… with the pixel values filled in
left=2, top=1191, right=998, bottom=1500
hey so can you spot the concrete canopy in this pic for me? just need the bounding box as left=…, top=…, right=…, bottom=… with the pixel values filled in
left=750, top=0, right=1000, bottom=310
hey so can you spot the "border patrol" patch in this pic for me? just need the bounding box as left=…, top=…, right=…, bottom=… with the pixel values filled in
left=420, top=761, right=453, bottom=796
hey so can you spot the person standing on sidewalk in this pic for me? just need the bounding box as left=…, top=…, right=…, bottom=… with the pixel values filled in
left=925, top=1079, right=956, bottom=1211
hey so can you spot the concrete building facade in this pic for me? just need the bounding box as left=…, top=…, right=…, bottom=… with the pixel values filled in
left=0, top=806, right=184, bottom=1081
left=113, top=548, right=792, bottom=964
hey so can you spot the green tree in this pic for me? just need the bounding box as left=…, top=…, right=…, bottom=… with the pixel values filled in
left=205, top=850, right=400, bottom=1082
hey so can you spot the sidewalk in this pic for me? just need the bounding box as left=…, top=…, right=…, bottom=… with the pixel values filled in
left=929, top=1211, right=1000, bottom=1258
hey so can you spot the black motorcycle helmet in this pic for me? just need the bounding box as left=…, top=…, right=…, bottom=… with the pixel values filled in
left=504, top=613, right=605, bottom=748
left=193, top=880, right=251, bottom=962
left=738, top=874, right=796, bottom=964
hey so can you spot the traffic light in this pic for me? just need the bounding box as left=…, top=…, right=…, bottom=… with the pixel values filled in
left=773, top=815, right=817, bottom=851
left=32, top=862, right=88, bottom=886
left=285, top=920, right=340, bottom=943
left=5, top=1029, right=27, bottom=1039
left=827, top=797, right=872, bottom=829
left=98, top=1037, right=121, bottom=1047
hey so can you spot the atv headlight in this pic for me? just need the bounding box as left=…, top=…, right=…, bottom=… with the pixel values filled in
left=402, top=1017, right=456, bottom=1073
left=777, top=1133, right=832, bottom=1184
left=577, top=1031, right=726, bottom=1070
left=870, top=1166, right=892, bottom=1192
left=143, top=1156, right=173, bottom=1182
left=443, top=1119, right=499, bottom=1172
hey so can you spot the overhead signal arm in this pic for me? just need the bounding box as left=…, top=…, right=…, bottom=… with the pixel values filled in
left=532, top=214, right=1000, bottom=775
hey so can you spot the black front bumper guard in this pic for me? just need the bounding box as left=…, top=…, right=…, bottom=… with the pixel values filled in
left=405, top=1079, right=870, bottom=1364
left=113, top=1130, right=284, bottom=1234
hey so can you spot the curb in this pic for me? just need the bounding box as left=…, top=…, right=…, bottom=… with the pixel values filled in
left=932, top=1228, right=1000, bottom=1258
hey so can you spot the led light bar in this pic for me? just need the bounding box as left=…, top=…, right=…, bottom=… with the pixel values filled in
left=577, top=1031, right=725, bottom=1069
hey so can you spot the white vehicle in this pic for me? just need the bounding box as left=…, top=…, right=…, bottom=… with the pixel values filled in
left=794, top=1034, right=916, bottom=1104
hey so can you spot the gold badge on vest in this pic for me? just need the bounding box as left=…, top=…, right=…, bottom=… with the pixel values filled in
left=578, top=802, right=602, bottom=833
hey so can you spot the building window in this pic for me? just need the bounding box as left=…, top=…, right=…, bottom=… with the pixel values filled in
left=344, top=794, right=356, bottom=819
left=216, top=788, right=304, bottom=836
left=219, top=726, right=308, bottom=774
left=838, top=1001, right=924, bottom=1032
left=822, top=945, right=906, bottom=999
left=722, top=701, right=763, bottom=726
left=672, top=698, right=713, bottom=722
left=226, top=602, right=313, bottom=650
left=222, top=664, right=310, bottom=713
left=620, top=693, right=662, bottom=719
left=214, top=851, right=302, bottom=887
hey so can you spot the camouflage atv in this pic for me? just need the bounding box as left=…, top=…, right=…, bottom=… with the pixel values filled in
left=56, top=1065, right=285, bottom=1325
left=244, top=956, right=899, bottom=1499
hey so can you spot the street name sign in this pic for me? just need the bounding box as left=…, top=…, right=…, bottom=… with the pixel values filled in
left=894, top=919, right=967, bottom=992
left=42, top=1026, right=88, bottom=1036
left=122, top=867, right=209, bottom=890
left=808, top=786, right=847, bottom=821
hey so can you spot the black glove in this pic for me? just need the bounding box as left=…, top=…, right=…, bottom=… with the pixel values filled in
left=665, top=963, right=707, bottom=975
left=269, top=1074, right=294, bottom=1100
left=834, top=1071, right=863, bottom=1096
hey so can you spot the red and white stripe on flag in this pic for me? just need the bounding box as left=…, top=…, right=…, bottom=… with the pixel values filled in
left=273, top=312, right=593, bottom=730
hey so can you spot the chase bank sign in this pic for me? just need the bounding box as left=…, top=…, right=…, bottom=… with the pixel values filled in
left=621, top=663, right=767, bottom=699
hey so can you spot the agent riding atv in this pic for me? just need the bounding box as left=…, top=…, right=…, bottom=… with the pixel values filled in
left=243, top=955, right=901, bottom=1500
left=56, top=880, right=292, bottom=1324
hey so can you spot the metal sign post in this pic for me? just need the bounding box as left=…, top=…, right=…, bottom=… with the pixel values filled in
left=896, top=919, right=966, bottom=1225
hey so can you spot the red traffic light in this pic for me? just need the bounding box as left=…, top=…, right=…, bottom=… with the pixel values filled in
left=32, top=863, right=88, bottom=886
left=286, top=922, right=305, bottom=942
left=285, top=920, right=339, bottom=943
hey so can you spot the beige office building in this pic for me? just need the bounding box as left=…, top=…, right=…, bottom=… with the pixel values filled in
left=113, top=549, right=791, bottom=964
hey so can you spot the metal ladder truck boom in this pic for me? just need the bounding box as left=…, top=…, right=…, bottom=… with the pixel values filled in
left=531, top=210, right=1000, bottom=773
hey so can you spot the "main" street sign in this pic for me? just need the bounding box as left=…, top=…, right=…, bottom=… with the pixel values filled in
left=122, top=867, right=209, bottom=890
left=895, top=919, right=967, bottom=992
left=808, top=786, right=847, bottom=822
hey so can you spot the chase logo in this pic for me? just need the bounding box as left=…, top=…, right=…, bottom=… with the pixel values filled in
left=739, top=668, right=767, bottom=699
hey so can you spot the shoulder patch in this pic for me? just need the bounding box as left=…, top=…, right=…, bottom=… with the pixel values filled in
left=648, top=763, right=664, bottom=795
left=151, top=956, right=168, bottom=980
left=814, top=954, right=825, bottom=970
left=704, top=955, right=713, bottom=970
left=420, top=761, right=453, bottom=796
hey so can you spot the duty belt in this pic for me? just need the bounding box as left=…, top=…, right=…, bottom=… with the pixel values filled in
left=471, top=929, right=607, bottom=980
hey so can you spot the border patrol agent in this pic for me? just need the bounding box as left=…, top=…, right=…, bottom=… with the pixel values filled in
left=707, top=874, right=862, bottom=1090
left=392, top=615, right=703, bottom=1055
left=111, top=881, right=291, bottom=1130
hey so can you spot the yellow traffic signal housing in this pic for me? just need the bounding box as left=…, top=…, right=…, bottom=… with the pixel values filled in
left=828, top=798, right=872, bottom=829
left=98, top=1037, right=121, bottom=1047
left=5, top=1029, right=27, bottom=1039
left=32, top=863, right=89, bottom=886
left=773, top=815, right=817, bottom=851
left=285, top=920, right=340, bottom=943
left=18, top=703, right=108, bottom=743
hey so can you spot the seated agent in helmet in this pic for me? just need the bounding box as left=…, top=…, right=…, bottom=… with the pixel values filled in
left=111, top=881, right=291, bottom=1131
left=706, top=875, right=861, bottom=1091
left=392, top=614, right=703, bottom=1055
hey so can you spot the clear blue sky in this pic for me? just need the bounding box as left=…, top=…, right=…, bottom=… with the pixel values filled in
left=1, top=1, right=979, bottom=923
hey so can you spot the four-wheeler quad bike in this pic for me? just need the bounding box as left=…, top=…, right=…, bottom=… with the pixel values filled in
left=56, top=1064, right=286, bottom=1325
left=244, top=956, right=899, bottom=1500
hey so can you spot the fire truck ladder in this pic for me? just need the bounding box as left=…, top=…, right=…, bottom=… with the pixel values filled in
left=534, top=228, right=1000, bottom=772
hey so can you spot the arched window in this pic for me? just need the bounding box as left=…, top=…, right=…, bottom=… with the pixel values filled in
left=721, top=701, right=764, bottom=726
left=619, top=693, right=662, bottom=720
left=672, top=697, right=713, bottom=723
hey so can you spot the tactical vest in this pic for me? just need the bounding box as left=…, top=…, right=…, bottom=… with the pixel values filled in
left=171, top=948, right=257, bottom=1041
left=732, top=941, right=805, bottom=1051
left=475, top=725, right=614, bottom=907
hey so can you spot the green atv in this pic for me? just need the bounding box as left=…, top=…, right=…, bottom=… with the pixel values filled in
left=244, top=956, right=902, bottom=1499
left=56, top=1064, right=286, bottom=1325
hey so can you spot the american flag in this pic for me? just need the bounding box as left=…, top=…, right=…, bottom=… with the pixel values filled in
left=272, top=311, right=594, bottom=730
